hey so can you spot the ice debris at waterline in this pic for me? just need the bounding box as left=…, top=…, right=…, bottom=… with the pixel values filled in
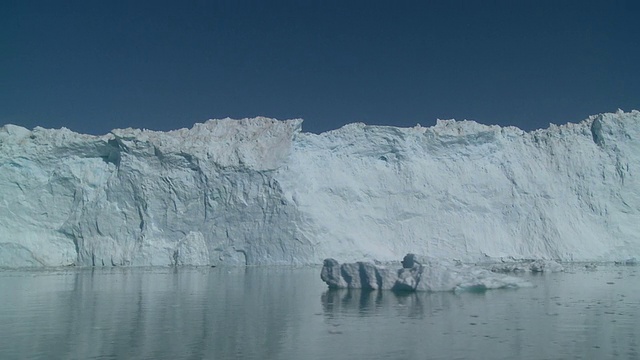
left=320, top=254, right=533, bottom=292
left=1, top=110, right=640, bottom=267
left=489, top=259, right=565, bottom=273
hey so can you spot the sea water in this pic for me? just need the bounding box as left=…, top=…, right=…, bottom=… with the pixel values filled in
left=0, top=264, right=638, bottom=360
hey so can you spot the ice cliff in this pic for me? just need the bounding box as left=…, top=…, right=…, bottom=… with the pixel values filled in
left=1, top=111, right=639, bottom=267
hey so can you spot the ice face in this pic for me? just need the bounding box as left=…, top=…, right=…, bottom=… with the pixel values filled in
left=1, top=111, right=639, bottom=267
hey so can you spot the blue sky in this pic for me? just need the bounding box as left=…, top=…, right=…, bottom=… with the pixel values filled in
left=2, top=0, right=639, bottom=134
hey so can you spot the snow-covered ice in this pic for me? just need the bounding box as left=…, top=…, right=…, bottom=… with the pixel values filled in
left=1, top=111, right=639, bottom=267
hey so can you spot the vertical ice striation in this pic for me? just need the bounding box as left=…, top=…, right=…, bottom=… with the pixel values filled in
left=0, top=111, right=638, bottom=267
left=0, top=118, right=310, bottom=267
left=281, top=110, right=640, bottom=263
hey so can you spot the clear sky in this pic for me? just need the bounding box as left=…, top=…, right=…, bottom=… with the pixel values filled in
left=2, top=0, right=639, bottom=135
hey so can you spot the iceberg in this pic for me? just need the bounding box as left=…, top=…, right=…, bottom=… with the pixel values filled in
left=320, top=254, right=533, bottom=292
left=1, top=111, right=639, bottom=267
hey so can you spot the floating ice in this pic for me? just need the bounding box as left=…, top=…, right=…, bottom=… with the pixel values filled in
left=490, top=260, right=565, bottom=273
left=321, top=254, right=532, bottom=292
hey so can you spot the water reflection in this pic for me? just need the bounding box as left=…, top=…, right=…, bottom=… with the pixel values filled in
left=318, top=267, right=640, bottom=360
left=0, top=267, right=318, bottom=360
left=1, top=266, right=638, bottom=360
left=321, top=289, right=425, bottom=318
left=320, top=287, right=499, bottom=321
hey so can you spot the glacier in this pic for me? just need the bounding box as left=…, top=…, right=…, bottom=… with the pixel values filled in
left=0, top=110, right=639, bottom=268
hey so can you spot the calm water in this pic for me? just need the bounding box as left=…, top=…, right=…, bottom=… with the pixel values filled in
left=0, top=264, right=638, bottom=360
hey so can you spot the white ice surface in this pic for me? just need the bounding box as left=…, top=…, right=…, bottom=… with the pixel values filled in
left=1, top=111, right=639, bottom=267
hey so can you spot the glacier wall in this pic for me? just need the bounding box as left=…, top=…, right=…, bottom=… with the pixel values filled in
left=1, top=111, right=639, bottom=267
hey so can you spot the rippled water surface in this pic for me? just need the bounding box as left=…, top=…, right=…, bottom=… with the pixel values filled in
left=0, top=264, right=638, bottom=360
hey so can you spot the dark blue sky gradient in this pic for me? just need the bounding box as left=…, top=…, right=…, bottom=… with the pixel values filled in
left=2, top=1, right=639, bottom=134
